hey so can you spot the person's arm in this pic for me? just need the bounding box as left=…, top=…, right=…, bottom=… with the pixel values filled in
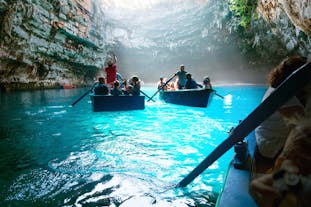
left=196, top=82, right=203, bottom=88
left=113, top=53, right=117, bottom=64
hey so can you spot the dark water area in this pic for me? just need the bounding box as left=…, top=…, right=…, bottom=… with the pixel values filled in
left=0, top=86, right=265, bottom=206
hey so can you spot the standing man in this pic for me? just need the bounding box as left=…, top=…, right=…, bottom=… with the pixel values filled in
left=175, top=64, right=187, bottom=89
left=105, top=53, right=117, bottom=87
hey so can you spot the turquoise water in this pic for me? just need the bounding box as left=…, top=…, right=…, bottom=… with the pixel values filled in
left=0, top=86, right=265, bottom=207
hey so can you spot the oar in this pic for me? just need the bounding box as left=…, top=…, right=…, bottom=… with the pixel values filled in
left=71, top=86, right=94, bottom=106
left=212, top=90, right=224, bottom=99
left=176, top=62, right=311, bottom=188
left=147, top=74, right=176, bottom=102
left=139, top=89, right=156, bottom=102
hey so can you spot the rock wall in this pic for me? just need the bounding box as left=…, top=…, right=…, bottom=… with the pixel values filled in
left=257, top=0, right=310, bottom=56
left=0, top=0, right=309, bottom=91
left=0, top=0, right=107, bottom=91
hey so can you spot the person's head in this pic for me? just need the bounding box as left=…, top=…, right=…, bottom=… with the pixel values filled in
left=180, top=65, right=185, bottom=72
left=268, top=56, right=307, bottom=88
left=98, top=77, right=105, bottom=84
left=131, top=76, right=139, bottom=83
left=160, top=76, right=164, bottom=81
left=203, top=76, right=210, bottom=84
left=186, top=73, right=192, bottom=80
left=107, top=59, right=113, bottom=67
left=114, top=80, right=120, bottom=88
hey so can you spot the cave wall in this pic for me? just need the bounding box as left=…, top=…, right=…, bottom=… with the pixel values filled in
left=257, top=0, right=310, bottom=56
left=0, top=0, right=309, bottom=91
left=0, top=0, right=107, bottom=91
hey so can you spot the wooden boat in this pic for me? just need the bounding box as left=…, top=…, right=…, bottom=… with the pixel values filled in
left=90, top=94, right=145, bottom=112
left=159, top=88, right=212, bottom=107
left=216, top=131, right=258, bottom=207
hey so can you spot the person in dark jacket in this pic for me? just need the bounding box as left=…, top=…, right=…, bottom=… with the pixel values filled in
left=94, top=77, right=109, bottom=95
left=110, top=80, right=123, bottom=96
left=185, top=73, right=202, bottom=89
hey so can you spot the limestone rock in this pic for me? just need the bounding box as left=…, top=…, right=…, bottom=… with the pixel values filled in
left=0, top=0, right=108, bottom=91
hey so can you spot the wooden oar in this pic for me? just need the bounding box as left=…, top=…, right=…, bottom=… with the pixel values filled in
left=71, top=86, right=94, bottom=106
left=147, top=74, right=176, bottom=102
left=176, top=62, right=311, bottom=188
left=212, top=90, right=224, bottom=99
left=139, top=89, right=155, bottom=102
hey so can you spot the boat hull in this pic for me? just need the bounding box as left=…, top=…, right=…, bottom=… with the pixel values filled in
left=159, top=88, right=212, bottom=107
left=90, top=94, right=145, bottom=112
left=216, top=132, right=257, bottom=207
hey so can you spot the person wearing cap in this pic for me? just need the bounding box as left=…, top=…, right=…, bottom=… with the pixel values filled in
left=105, top=53, right=118, bottom=87
left=174, top=64, right=187, bottom=90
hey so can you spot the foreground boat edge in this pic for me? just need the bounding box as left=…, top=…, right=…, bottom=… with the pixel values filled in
left=216, top=131, right=258, bottom=207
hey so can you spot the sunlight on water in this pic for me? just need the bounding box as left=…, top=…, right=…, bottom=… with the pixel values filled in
left=0, top=86, right=266, bottom=206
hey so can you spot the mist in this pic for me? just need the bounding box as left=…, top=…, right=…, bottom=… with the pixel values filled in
left=98, top=0, right=268, bottom=85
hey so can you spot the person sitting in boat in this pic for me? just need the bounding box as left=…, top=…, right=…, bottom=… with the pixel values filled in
left=105, top=53, right=118, bottom=87
left=250, top=117, right=311, bottom=207
left=157, top=76, right=167, bottom=90
left=255, top=56, right=307, bottom=165
left=124, top=85, right=135, bottom=96
left=174, top=64, right=187, bottom=89
left=185, top=73, right=203, bottom=89
left=110, top=80, right=123, bottom=96
left=116, top=72, right=125, bottom=88
left=128, top=76, right=141, bottom=96
left=203, top=76, right=212, bottom=89
left=94, top=77, right=109, bottom=95
left=167, top=82, right=175, bottom=90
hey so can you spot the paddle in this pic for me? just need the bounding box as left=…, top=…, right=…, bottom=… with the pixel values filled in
left=176, top=62, right=311, bottom=188
left=139, top=89, right=156, bottom=102
left=147, top=74, right=176, bottom=102
left=212, top=90, right=224, bottom=99
left=71, top=86, right=94, bottom=106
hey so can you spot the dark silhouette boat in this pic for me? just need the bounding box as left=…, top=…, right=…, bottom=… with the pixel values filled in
left=159, top=88, right=212, bottom=107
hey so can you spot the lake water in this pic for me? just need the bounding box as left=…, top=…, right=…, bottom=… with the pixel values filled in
left=0, top=85, right=265, bottom=207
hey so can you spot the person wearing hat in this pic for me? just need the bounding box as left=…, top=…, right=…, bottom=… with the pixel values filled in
left=105, top=53, right=118, bottom=87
